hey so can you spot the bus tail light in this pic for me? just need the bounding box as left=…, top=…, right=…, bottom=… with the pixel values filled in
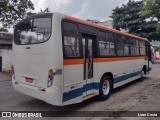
left=49, top=75, right=53, bottom=81
left=47, top=69, right=55, bottom=87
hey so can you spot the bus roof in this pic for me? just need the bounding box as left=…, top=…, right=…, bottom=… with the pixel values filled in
left=64, top=15, right=146, bottom=41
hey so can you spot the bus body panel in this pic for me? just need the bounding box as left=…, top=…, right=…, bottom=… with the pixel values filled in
left=12, top=13, right=65, bottom=106
left=62, top=58, right=149, bottom=105
left=13, top=39, right=51, bottom=88
left=49, top=13, right=64, bottom=88
left=12, top=80, right=62, bottom=105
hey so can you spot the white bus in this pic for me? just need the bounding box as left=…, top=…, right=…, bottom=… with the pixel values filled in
left=12, top=12, right=152, bottom=106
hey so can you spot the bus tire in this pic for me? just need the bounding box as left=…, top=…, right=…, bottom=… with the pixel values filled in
left=97, top=75, right=112, bottom=101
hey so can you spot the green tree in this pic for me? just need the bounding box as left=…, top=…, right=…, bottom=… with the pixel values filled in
left=111, top=0, right=144, bottom=33
left=111, top=0, right=160, bottom=41
left=141, top=0, right=160, bottom=21
left=141, top=0, right=160, bottom=40
left=0, top=0, right=34, bottom=32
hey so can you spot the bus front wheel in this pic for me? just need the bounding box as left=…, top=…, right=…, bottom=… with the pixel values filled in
left=97, top=75, right=112, bottom=101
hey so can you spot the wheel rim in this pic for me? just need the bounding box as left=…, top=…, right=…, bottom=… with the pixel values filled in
left=102, top=79, right=110, bottom=95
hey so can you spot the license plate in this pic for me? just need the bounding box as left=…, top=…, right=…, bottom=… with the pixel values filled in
left=25, top=77, right=33, bottom=83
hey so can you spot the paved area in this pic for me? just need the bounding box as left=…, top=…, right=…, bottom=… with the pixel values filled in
left=0, top=63, right=160, bottom=120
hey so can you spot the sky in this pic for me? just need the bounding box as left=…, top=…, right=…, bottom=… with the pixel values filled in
left=7, top=0, right=141, bottom=33
left=31, top=0, right=141, bottom=21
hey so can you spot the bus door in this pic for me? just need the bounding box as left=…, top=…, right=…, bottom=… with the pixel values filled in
left=82, top=34, right=94, bottom=97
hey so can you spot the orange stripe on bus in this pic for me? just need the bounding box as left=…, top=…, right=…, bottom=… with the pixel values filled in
left=94, top=56, right=146, bottom=63
left=65, top=15, right=146, bottom=41
left=64, top=59, right=84, bottom=65
left=64, top=56, right=146, bottom=66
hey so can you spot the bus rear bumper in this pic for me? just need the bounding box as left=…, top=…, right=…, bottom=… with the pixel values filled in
left=12, top=81, right=62, bottom=106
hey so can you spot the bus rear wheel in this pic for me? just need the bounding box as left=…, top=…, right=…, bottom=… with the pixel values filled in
left=97, top=75, right=112, bottom=101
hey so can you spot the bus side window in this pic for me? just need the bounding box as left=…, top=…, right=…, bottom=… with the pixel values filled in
left=115, top=34, right=124, bottom=56
left=130, top=38, right=135, bottom=56
left=64, top=45, right=74, bottom=57
left=98, top=31, right=109, bottom=56
left=62, top=21, right=80, bottom=58
left=107, top=32, right=116, bottom=56
left=139, top=41, right=146, bottom=55
left=98, top=31, right=115, bottom=56
left=134, top=39, right=140, bottom=56
left=123, top=36, right=130, bottom=56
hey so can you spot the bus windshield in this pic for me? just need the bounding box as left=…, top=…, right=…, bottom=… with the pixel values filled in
left=14, top=17, right=52, bottom=45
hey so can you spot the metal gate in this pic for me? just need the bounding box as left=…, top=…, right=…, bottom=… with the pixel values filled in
left=0, top=56, right=2, bottom=71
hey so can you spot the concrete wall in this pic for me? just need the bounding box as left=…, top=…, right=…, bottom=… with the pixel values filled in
left=0, top=49, right=12, bottom=71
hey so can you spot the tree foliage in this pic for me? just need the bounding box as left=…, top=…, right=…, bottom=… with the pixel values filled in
left=0, top=0, right=34, bottom=32
left=141, top=0, right=160, bottom=40
left=111, top=0, right=144, bottom=32
left=141, top=0, right=160, bottom=21
left=111, top=0, right=160, bottom=41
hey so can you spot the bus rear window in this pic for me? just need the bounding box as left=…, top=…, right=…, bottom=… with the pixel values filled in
left=14, top=17, right=52, bottom=45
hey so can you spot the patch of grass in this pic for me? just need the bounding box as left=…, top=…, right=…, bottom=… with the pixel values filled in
left=117, top=108, right=128, bottom=112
